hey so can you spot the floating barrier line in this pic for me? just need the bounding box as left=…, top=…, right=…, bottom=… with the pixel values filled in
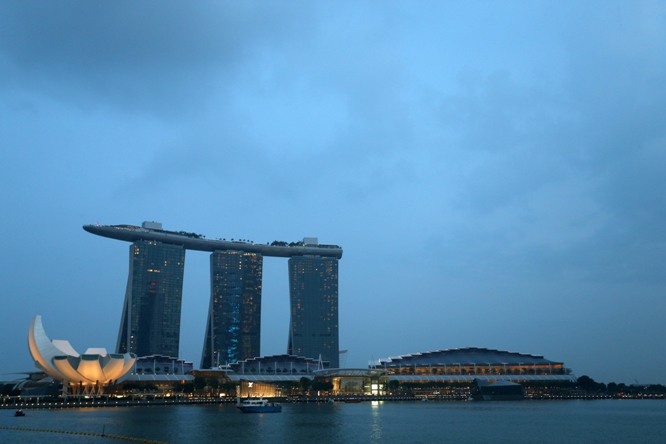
left=0, top=426, right=169, bottom=443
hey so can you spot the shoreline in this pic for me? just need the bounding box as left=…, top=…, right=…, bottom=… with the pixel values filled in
left=2, top=393, right=663, bottom=410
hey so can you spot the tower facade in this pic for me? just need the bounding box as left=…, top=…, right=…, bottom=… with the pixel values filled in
left=201, top=250, right=263, bottom=368
left=288, top=255, right=339, bottom=368
left=86, top=222, right=342, bottom=369
left=116, top=240, right=185, bottom=358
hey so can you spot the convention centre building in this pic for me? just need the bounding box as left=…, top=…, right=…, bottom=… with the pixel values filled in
left=377, top=347, right=575, bottom=383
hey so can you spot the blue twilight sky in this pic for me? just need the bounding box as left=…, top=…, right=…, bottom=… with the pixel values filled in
left=1, top=1, right=665, bottom=384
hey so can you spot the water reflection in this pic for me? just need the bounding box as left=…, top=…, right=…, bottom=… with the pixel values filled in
left=2, top=400, right=666, bottom=443
left=370, top=400, right=383, bottom=442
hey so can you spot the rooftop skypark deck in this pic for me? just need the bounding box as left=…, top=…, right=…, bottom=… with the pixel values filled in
left=83, top=222, right=343, bottom=259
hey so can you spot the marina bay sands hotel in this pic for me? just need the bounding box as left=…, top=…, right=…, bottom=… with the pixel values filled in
left=84, top=222, right=342, bottom=368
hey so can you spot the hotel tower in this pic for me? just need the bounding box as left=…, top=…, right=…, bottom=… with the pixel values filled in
left=84, top=222, right=342, bottom=367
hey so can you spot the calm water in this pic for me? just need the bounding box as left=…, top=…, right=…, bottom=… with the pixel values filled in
left=2, top=400, right=666, bottom=443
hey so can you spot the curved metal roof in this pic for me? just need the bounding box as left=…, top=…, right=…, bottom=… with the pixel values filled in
left=380, top=347, right=562, bottom=367
left=227, top=374, right=304, bottom=382
left=119, top=374, right=194, bottom=382
left=314, top=368, right=386, bottom=378
left=226, top=369, right=386, bottom=382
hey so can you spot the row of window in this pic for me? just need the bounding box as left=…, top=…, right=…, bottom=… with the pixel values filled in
left=386, top=366, right=566, bottom=375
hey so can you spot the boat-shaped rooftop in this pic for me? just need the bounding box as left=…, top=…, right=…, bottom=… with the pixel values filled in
left=84, top=222, right=343, bottom=259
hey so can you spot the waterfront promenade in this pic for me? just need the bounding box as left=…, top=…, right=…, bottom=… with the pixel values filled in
left=3, top=391, right=663, bottom=411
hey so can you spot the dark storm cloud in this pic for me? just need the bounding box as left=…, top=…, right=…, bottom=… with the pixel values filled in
left=101, top=1, right=421, bottom=202
left=417, top=2, right=666, bottom=288
left=0, top=1, right=314, bottom=115
left=557, top=4, right=666, bottom=284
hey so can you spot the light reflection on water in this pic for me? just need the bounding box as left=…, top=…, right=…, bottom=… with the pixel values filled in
left=370, top=400, right=382, bottom=442
left=2, top=400, right=666, bottom=443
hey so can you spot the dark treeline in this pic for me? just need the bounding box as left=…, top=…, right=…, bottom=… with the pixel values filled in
left=577, top=375, right=666, bottom=394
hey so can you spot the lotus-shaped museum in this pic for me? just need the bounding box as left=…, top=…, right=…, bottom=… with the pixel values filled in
left=28, top=315, right=135, bottom=392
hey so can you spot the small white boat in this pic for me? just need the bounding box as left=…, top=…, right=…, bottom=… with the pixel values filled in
left=237, top=397, right=282, bottom=413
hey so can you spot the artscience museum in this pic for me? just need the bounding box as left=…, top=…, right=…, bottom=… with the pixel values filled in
left=28, top=315, right=135, bottom=394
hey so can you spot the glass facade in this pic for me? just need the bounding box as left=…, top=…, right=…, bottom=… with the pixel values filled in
left=288, top=255, right=339, bottom=368
left=201, top=251, right=263, bottom=368
left=385, top=363, right=566, bottom=376
left=116, top=241, right=185, bottom=358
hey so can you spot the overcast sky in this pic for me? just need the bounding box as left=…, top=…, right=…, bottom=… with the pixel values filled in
left=1, top=1, right=665, bottom=384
